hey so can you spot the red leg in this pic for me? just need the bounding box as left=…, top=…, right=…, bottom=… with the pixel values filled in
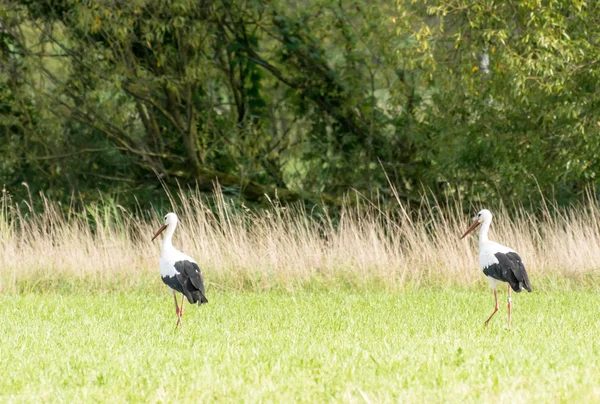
left=507, top=284, right=512, bottom=329
left=180, top=294, right=185, bottom=323
left=484, top=288, right=499, bottom=327
left=173, top=290, right=182, bottom=328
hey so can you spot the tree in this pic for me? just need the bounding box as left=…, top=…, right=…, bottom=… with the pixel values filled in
left=400, top=0, right=600, bottom=204
left=2, top=0, right=428, bottom=206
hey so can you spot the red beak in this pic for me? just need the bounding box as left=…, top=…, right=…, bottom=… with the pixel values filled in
left=461, top=220, right=481, bottom=239
left=151, top=224, right=168, bottom=241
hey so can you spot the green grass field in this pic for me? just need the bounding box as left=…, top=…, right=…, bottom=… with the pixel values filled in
left=1, top=288, right=600, bottom=403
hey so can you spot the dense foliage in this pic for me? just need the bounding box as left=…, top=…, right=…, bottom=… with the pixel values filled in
left=1, top=0, right=599, bottom=207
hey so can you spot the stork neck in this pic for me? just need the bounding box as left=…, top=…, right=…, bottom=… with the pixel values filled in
left=161, top=222, right=177, bottom=251
left=479, top=219, right=491, bottom=244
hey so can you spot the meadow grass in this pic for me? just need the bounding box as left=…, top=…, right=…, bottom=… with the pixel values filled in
left=2, top=186, right=600, bottom=292
left=1, top=288, right=599, bottom=403
left=2, top=187, right=600, bottom=401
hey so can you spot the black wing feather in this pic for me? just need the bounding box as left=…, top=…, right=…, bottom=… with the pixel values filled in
left=486, top=252, right=532, bottom=293
left=174, top=260, right=208, bottom=305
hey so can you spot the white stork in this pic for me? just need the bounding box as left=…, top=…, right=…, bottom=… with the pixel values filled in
left=152, top=212, right=208, bottom=328
left=461, top=209, right=531, bottom=328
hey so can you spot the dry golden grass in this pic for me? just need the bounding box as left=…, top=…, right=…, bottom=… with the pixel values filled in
left=1, top=185, right=600, bottom=293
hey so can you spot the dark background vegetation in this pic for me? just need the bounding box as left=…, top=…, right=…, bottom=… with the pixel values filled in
left=1, top=0, right=599, bottom=210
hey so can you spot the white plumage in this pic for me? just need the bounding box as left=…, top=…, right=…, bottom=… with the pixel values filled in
left=159, top=243, right=196, bottom=279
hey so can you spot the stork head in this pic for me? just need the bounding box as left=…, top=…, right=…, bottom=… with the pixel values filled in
left=461, top=209, right=492, bottom=239
left=151, top=212, right=178, bottom=241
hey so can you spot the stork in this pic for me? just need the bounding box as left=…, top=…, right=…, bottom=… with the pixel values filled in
left=152, top=212, right=208, bottom=328
left=461, top=209, right=531, bottom=328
